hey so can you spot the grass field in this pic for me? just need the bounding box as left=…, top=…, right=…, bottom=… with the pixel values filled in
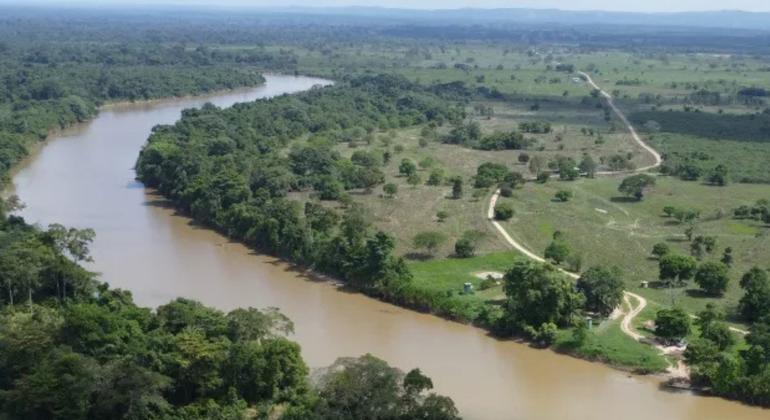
left=336, top=94, right=656, bottom=256
left=647, top=132, right=770, bottom=183
left=500, top=176, right=770, bottom=321
left=554, top=317, right=670, bottom=373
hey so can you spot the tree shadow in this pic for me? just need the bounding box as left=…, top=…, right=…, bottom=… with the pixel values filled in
left=483, top=298, right=506, bottom=307
left=404, top=252, right=435, bottom=261
left=647, top=280, right=670, bottom=289
left=609, top=196, right=639, bottom=203
left=142, top=198, right=176, bottom=209
left=665, top=237, right=689, bottom=243
left=685, top=289, right=711, bottom=299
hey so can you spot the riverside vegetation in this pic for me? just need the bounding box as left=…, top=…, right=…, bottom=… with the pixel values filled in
left=0, top=202, right=460, bottom=419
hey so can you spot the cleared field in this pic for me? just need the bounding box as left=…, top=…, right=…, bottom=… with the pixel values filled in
left=337, top=96, right=655, bottom=256
left=499, top=176, right=770, bottom=319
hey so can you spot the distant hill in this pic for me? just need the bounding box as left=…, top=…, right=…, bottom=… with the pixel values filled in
left=257, top=7, right=770, bottom=31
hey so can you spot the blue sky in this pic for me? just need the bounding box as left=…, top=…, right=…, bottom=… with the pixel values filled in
left=8, top=1, right=770, bottom=12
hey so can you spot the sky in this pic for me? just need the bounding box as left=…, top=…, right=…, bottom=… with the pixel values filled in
left=6, top=0, right=770, bottom=13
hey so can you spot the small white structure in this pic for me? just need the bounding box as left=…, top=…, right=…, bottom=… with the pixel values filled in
left=463, top=282, right=474, bottom=294
left=641, top=281, right=649, bottom=289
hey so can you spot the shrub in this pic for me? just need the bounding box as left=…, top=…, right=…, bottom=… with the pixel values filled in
left=554, top=190, right=572, bottom=202
left=383, top=183, right=398, bottom=198
left=454, top=238, right=476, bottom=258
left=545, top=240, right=570, bottom=265
left=494, top=202, right=515, bottom=221
left=651, top=242, right=670, bottom=259
left=413, top=231, right=447, bottom=255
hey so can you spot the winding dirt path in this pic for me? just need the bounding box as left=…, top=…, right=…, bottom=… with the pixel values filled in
left=577, top=71, right=662, bottom=174
left=621, top=292, right=647, bottom=341
left=487, top=73, right=748, bottom=373
left=485, top=73, right=687, bottom=375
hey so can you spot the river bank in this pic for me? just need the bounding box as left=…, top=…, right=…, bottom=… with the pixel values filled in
left=9, top=75, right=769, bottom=420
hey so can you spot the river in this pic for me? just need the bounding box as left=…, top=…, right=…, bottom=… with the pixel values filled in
left=9, top=75, right=768, bottom=420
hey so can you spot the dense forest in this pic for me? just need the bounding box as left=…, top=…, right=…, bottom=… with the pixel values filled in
left=0, top=40, right=283, bottom=184
left=0, top=201, right=459, bottom=419
left=632, top=110, right=770, bottom=144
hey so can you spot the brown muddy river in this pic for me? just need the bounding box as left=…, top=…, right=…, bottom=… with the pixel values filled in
left=9, top=75, right=769, bottom=420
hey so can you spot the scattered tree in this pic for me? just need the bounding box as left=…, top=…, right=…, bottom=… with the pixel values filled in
left=383, top=183, right=398, bottom=198
left=651, top=242, right=670, bottom=259
left=412, top=231, right=447, bottom=256
left=618, top=174, right=656, bottom=201
left=579, top=155, right=597, bottom=178
left=451, top=177, right=463, bottom=199
left=554, top=190, right=572, bottom=202
left=544, top=240, right=570, bottom=265
left=399, top=159, right=417, bottom=177
left=494, top=202, right=515, bottom=221
left=694, top=261, right=730, bottom=296
left=658, top=254, right=697, bottom=287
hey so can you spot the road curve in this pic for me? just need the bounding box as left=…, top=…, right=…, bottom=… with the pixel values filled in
left=577, top=71, right=663, bottom=174
left=486, top=74, right=666, bottom=359
left=486, top=74, right=751, bottom=376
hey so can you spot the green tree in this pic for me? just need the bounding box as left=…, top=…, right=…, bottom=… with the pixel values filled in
left=658, top=254, right=697, bottom=287
left=453, top=230, right=485, bottom=258
left=654, top=308, right=691, bottom=342
left=454, top=238, right=476, bottom=258
left=739, top=267, right=770, bottom=322
left=412, top=231, right=447, bottom=256
left=0, top=240, right=49, bottom=306
left=651, top=242, right=670, bottom=259
left=694, top=261, right=730, bottom=296
left=707, top=164, right=729, bottom=186
left=407, top=172, right=422, bottom=188
left=544, top=240, right=570, bottom=265
left=557, top=157, right=579, bottom=180
left=618, top=174, right=656, bottom=200
left=554, top=190, right=572, bottom=202
left=579, top=154, right=597, bottom=178
left=382, top=183, right=398, bottom=198
left=451, top=177, right=463, bottom=199
left=501, top=260, right=585, bottom=333
left=399, top=159, right=417, bottom=177
left=529, top=155, right=546, bottom=175
left=494, top=202, right=515, bottom=221
left=474, top=162, right=509, bottom=188
left=721, top=247, right=734, bottom=267
left=696, top=304, right=735, bottom=351
left=2, top=348, right=98, bottom=419
left=310, top=354, right=459, bottom=420
left=576, top=266, right=624, bottom=316
left=426, top=168, right=445, bottom=186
